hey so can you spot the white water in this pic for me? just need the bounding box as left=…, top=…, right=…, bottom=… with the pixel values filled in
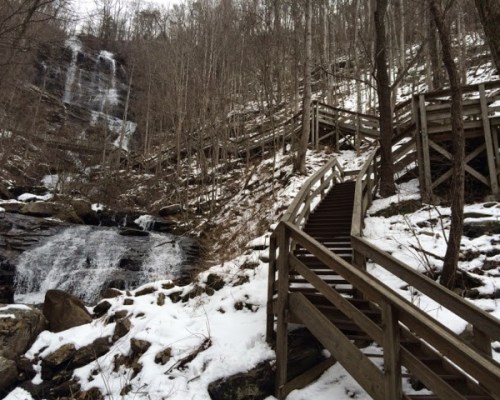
left=63, top=37, right=81, bottom=104
left=14, top=226, right=185, bottom=304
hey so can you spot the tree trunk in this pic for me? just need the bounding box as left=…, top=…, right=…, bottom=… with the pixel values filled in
left=430, top=0, right=465, bottom=290
left=374, top=0, right=396, bottom=197
left=295, top=0, right=312, bottom=175
left=474, top=0, right=500, bottom=74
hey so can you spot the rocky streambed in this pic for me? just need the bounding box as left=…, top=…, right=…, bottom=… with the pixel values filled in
left=0, top=197, right=199, bottom=305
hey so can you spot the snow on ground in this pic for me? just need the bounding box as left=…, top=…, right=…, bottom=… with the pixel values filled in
left=5, top=147, right=500, bottom=399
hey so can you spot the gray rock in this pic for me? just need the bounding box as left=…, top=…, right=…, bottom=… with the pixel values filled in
left=0, top=305, right=47, bottom=360
left=159, top=204, right=182, bottom=216
left=130, top=338, right=151, bottom=355
left=118, top=228, right=149, bottom=237
left=113, top=317, right=131, bottom=341
left=93, top=300, right=112, bottom=318
left=43, top=343, right=76, bottom=368
left=208, top=361, right=274, bottom=400
left=0, top=356, right=18, bottom=395
left=71, top=337, right=111, bottom=368
left=43, top=290, right=92, bottom=332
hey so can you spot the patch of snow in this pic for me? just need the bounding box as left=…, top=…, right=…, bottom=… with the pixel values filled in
left=91, top=203, right=105, bottom=212
left=4, top=388, right=35, bottom=400
left=17, top=193, right=53, bottom=202
left=0, top=304, right=32, bottom=312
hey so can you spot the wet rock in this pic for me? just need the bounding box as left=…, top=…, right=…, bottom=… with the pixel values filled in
left=157, top=292, right=166, bottom=306
left=119, top=228, right=149, bottom=237
left=123, top=298, right=134, bottom=305
left=43, top=289, right=92, bottom=332
left=113, top=317, right=131, bottom=341
left=93, top=300, right=112, bottom=318
left=159, top=204, right=182, bottom=216
left=0, top=356, right=18, bottom=395
left=0, top=305, right=47, bottom=360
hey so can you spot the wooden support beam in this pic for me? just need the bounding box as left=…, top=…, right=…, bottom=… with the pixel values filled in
left=382, top=303, right=403, bottom=400
left=479, top=84, right=499, bottom=196
left=275, top=224, right=290, bottom=399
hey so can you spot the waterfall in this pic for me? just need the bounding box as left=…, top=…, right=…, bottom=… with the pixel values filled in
left=63, top=37, right=81, bottom=104
left=60, top=38, right=136, bottom=150
left=14, top=226, right=186, bottom=304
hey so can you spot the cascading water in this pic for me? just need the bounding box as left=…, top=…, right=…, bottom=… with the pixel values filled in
left=63, top=37, right=81, bottom=104
left=14, top=226, right=188, bottom=304
left=61, top=37, right=136, bottom=151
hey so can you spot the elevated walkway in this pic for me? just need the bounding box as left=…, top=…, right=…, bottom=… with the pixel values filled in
left=267, top=80, right=500, bottom=399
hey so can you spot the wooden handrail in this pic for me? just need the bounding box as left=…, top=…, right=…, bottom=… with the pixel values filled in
left=282, top=157, right=346, bottom=227
left=283, top=220, right=500, bottom=398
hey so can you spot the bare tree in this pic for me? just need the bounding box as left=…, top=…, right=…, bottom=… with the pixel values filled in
left=295, top=0, right=312, bottom=175
left=474, top=0, right=500, bottom=73
left=374, top=0, right=396, bottom=197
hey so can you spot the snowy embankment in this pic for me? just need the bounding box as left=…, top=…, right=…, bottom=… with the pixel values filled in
left=6, top=148, right=500, bottom=400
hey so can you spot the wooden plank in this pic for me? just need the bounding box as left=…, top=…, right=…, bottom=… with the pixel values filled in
left=382, top=303, right=402, bottom=400
left=281, top=357, right=336, bottom=398
left=289, top=254, right=383, bottom=343
left=479, top=84, right=499, bottom=195
left=289, top=292, right=385, bottom=400
left=419, top=95, right=433, bottom=202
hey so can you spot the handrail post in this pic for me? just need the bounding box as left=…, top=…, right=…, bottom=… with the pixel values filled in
left=472, top=326, right=492, bottom=358
left=266, top=233, right=278, bottom=345
left=382, top=302, right=402, bottom=400
left=275, top=223, right=291, bottom=399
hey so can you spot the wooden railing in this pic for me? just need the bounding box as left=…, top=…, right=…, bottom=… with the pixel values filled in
left=276, top=220, right=500, bottom=399
left=266, top=157, right=347, bottom=343
left=347, top=142, right=500, bottom=399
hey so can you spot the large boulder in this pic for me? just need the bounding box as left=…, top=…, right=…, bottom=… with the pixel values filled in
left=20, top=202, right=60, bottom=217
left=20, top=202, right=83, bottom=224
left=43, top=290, right=92, bottom=332
left=0, top=356, right=18, bottom=395
left=70, top=198, right=99, bottom=225
left=0, top=305, right=47, bottom=360
left=208, top=361, right=274, bottom=400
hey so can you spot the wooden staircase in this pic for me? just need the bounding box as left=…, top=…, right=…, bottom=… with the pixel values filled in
left=267, top=85, right=500, bottom=398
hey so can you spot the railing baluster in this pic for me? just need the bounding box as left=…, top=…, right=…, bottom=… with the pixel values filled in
left=266, top=233, right=278, bottom=345
left=382, top=302, right=402, bottom=400
left=275, top=223, right=290, bottom=398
